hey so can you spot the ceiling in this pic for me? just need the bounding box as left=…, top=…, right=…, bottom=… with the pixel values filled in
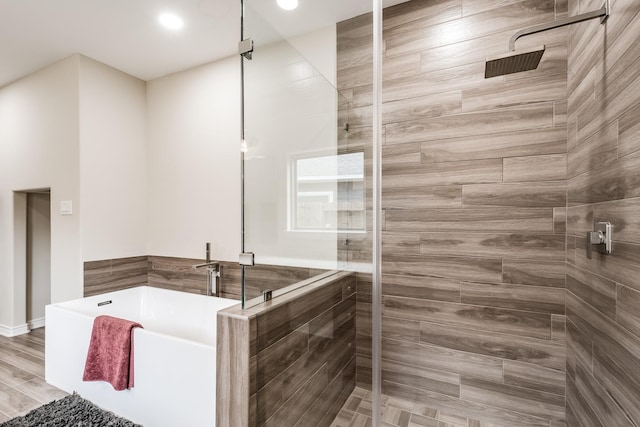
left=0, top=0, right=408, bottom=89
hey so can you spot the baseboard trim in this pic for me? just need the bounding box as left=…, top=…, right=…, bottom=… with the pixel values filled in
left=28, top=317, right=45, bottom=330
left=0, top=323, right=30, bottom=337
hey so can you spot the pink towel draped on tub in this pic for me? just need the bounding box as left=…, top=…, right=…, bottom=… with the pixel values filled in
left=82, top=315, right=143, bottom=391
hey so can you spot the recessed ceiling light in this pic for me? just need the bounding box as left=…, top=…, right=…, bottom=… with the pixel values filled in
left=159, top=13, right=184, bottom=30
left=277, top=0, right=298, bottom=11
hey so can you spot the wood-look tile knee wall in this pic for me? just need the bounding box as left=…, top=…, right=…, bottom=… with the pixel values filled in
left=566, top=0, right=640, bottom=426
left=338, top=0, right=569, bottom=425
left=217, top=272, right=356, bottom=427
left=254, top=273, right=356, bottom=427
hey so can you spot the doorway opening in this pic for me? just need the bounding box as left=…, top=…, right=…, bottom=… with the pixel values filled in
left=14, top=189, right=51, bottom=333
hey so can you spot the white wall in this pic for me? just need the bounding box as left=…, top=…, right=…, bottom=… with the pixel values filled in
left=144, top=26, right=337, bottom=266
left=0, top=54, right=147, bottom=333
left=0, top=24, right=338, bottom=332
left=146, top=57, right=241, bottom=261
left=79, top=56, right=147, bottom=261
left=288, top=25, right=337, bottom=87
left=0, top=53, right=242, bottom=333
left=243, top=27, right=339, bottom=268
left=0, top=56, right=82, bottom=331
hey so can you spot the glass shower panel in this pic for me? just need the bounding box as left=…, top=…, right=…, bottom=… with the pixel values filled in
left=241, top=0, right=355, bottom=307
left=240, top=0, right=379, bottom=425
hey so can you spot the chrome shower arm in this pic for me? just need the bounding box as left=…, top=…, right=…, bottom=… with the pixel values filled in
left=509, top=0, right=609, bottom=51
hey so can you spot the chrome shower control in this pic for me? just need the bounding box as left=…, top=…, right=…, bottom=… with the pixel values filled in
left=587, top=222, right=612, bottom=259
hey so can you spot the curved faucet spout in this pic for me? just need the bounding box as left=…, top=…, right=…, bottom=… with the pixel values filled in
left=193, top=261, right=219, bottom=269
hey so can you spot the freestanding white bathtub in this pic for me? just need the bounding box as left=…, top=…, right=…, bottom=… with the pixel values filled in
left=45, top=286, right=239, bottom=427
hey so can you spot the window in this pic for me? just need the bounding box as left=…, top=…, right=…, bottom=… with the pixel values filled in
left=290, top=151, right=365, bottom=232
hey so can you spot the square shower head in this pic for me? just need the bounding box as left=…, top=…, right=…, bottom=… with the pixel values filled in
left=485, top=45, right=546, bottom=78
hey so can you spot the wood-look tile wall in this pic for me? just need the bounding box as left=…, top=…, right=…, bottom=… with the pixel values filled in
left=338, top=0, right=569, bottom=425
left=217, top=271, right=356, bottom=427
left=565, top=0, right=640, bottom=426
left=84, top=256, right=240, bottom=298
left=84, top=256, right=326, bottom=301
left=148, top=256, right=238, bottom=297
left=83, top=256, right=148, bottom=297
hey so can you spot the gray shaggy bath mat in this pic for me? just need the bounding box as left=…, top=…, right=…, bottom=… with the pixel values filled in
left=0, top=393, right=141, bottom=427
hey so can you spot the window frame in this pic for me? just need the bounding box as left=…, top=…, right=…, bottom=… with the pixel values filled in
left=288, top=149, right=366, bottom=233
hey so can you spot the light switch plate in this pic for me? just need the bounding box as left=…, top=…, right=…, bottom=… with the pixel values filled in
left=60, top=200, right=72, bottom=215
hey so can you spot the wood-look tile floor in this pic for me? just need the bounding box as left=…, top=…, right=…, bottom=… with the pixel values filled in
left=0, top=328, right=68, bottom=422
left=331, top=387, right=504, bottom=427
left=0, top=330, right=505, bottom=426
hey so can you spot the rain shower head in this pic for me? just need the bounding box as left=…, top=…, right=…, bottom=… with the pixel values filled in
left=484, top=45, right=546, bottom=78
left=485, top=1, right=609, bottom=78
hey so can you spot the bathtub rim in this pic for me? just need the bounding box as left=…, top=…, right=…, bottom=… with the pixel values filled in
left=46, top=285, right=240, bottom=348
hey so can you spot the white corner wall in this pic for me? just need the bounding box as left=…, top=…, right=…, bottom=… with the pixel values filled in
left=0, top=55, right=82, bottom=330
left=146, top=56, right=241, bottom=261
left=79, top=56, right=147, bottom=261
left=0, top=54, right=148, bottom=333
